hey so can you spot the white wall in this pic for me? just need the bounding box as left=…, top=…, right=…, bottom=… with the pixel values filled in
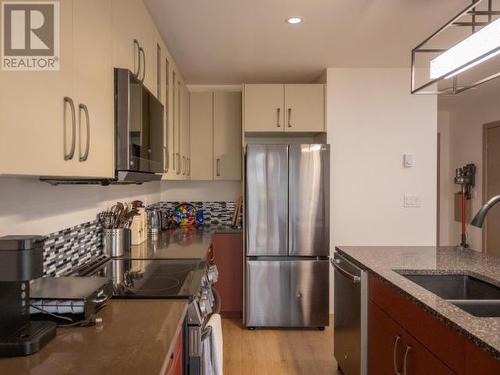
left=0, top=177, right=241, bottom=236
left=438, top=87, right=500, bottom=251
left=437, top=111, right=454, bottom=246
left=327, top=68, right=438, bottom=249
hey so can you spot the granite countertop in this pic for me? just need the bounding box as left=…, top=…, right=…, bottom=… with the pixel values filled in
left=123, top=226, right=242, bottom=260
left=336, top=246, right=500, bottom=358
left=0, top=300, right=188, bottom=375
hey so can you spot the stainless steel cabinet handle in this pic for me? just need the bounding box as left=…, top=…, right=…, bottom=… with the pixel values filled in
left=164, top=147, right=169, bottom=173
left=393, top=335, right=402, bottom=375
left=139, top=46, right=146, bottom=83
left=187, top=157, right=190, bottom=176
left=133, top=39, right=140, bottom=77
left=216, top=158, right=221, bottom=177
left=330, top=258, right=361, bottom=283
left=288, top=108, right=292, bottom=128
left=402, top=345, right=412, bottom=375
left=63, top=97, right=76, bottom=160
left=276, top=108, right=281, bottom=127
left=78, top=104, right=90, bottom=162
left=182, top=156, right=186, bottom=175
left=176, top=153, right=181, bottom=175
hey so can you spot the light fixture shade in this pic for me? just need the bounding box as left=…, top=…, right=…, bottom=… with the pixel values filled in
left=286, top=17, right=303, bottom=24
left=430, top=17, right=500, bottom=79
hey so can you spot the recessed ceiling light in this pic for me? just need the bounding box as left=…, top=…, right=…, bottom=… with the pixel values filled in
left=286, top=17, right=303, bottom=25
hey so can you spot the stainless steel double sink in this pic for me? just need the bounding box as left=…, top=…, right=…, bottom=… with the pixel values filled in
left=397, top=272, right=500, bottom=318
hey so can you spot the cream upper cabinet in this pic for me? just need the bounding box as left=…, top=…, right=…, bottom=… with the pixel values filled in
left=73, top=0, right=114, bottom=178
left=111, top=0, right=155, bottom=93
left=214, top=92, right=242, bottom=180
left=189, top=91, right=242, bottom=181
left=181, top=83, right=191, bottom=179
left=189, top=92, right=214, bottom=180
left=244, top=84, right=284, bottom=132
left=0, top=0, right=74, bottom=177
left=244, top=84, right=325, bottom=133
left=284, top=84, right=325, bottom=132
left=0, top=0, right=113, bottom=178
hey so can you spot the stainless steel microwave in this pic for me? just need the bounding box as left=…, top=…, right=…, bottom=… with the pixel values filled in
left=115, top=68, right=164, bottom=183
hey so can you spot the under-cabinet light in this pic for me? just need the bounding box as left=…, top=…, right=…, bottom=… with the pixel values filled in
left=286, top=17, right=303, bottom=25
left=430, top=17, right=500, bottom=79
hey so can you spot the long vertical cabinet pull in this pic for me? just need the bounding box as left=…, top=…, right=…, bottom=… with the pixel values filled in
left=63, top=97, right=76, bottom=160
left=393, top=335, right=402, bottom=375
left=133, top=39, right=141, bottom=78
left=182, top=156, right=186, bottom=175
left=216, top=158, right=221, bottom=177
left=176, top=153, right=181, bottom=175
left=276, top=108, right=281, bottom=128
left=288, top=108, right=292, bottom=128
left=78, top=104, right=90, bottom=162
left=402, top=345, right=412, bottom=375
left=139, top=47, right=146, bottom=83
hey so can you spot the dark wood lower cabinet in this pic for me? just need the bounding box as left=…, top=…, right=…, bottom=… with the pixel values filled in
left=368, top=273, right=500, bottom=375
left=212, top=232, right=243, bottom=318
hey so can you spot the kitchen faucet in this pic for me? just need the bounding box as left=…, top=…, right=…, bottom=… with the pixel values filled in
left=471, top=195, right=500, bottom=228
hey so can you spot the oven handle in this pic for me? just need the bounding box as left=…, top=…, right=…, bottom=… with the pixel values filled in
left=331, top=258, right=361, bottom=284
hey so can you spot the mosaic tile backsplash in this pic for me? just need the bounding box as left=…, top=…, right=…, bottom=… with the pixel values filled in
left=43, top=220, right=102, bottom=277
left=40, top=201, right=238, bottom=276
left=149, top=201, right=241, bottom=226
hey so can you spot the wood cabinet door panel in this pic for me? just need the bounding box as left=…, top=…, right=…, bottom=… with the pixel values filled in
left=189, top=92, right=214, bottom=180
left=244, top=84, right=284, bottom=132
left=369, top=301, right=406, bottom=375
left=0, top=0, right=75, bottom=177
left=285, top=84, right=325, bottom=132
left=214, top=92, right=242, bottom=180
left=403, top=334, right=456, bottom=375
left=73, top=0, right=114, bottom=178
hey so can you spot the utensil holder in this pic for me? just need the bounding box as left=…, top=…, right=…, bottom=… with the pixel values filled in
left=103, top=228, right=131, bottom=257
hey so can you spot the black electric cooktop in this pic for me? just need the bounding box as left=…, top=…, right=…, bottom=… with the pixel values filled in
left=74, top=257, right=205, bottom=299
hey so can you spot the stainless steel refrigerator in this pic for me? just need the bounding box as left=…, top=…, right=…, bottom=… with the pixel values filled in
left=245, top=144, right=330, bottom=328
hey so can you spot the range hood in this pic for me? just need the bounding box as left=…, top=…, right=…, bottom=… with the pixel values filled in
left=40, top=171, right=161, bottom=186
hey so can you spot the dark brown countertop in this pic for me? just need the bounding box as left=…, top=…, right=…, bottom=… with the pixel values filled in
left=336, top=246, right=500, bottom=358
left=0, top=300, right=188, bottom=375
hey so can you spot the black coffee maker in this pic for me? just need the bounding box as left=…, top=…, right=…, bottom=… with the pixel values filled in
left=0, top=235, right=56, bottom=356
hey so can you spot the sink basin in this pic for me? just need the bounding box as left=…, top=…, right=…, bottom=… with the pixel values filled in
left=399, top=273, right=500, bottom=300
left=398, top=272, right=500, bottom=317
left=451, top=300, right=500, bottom=318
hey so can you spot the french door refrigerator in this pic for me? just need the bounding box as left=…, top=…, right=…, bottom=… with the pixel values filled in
left=245, top=144, right=330, bottom=328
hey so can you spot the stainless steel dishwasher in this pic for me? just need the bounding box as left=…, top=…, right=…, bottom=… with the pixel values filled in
left=332, top=252, right=367, bottom=375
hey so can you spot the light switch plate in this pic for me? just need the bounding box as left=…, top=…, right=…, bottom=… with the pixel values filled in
left=404, top=195, right=421, bottom=208
left=403, top=153, right=414, bottom=168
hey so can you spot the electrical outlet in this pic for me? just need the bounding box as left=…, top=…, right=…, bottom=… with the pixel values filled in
left=404, top=195, right=422, bottom=208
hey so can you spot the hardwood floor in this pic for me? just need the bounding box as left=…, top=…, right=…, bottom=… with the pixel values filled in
left=222, top=317, right=340, bottom=375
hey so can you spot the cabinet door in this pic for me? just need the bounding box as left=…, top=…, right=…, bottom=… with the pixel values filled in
left=243, top=84, right=284, bottom=132
left=368, top=301, right=405, bottom=375
left=111, top=0, right=154, bottom=92
left=403, top=333, right=456, bottom=375
left=284, top=84, right=325, bottom=132
left=172, top=75, right=182, bottom=178
left=214, top=91, right=242, bottom=180
left=0, top=0, right=75, bottom=177
left=189, top=92, right=214, bottom=180
left=180, top=83, right=190, bottom=179
left=73, top=0, right=114, bottom=178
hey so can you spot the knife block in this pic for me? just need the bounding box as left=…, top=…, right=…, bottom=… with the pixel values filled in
left=131, top=208, right=146, bottom=245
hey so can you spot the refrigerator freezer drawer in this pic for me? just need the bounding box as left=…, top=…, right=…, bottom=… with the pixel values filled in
left=246, top=259, right=329, bottom=328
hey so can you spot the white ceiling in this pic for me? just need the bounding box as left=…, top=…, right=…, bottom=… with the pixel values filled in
left=143, top=0, right=471, bottom=84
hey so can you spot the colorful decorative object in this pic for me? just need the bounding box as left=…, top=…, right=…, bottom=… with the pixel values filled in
left=170, top=203, right=204, bottom=227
